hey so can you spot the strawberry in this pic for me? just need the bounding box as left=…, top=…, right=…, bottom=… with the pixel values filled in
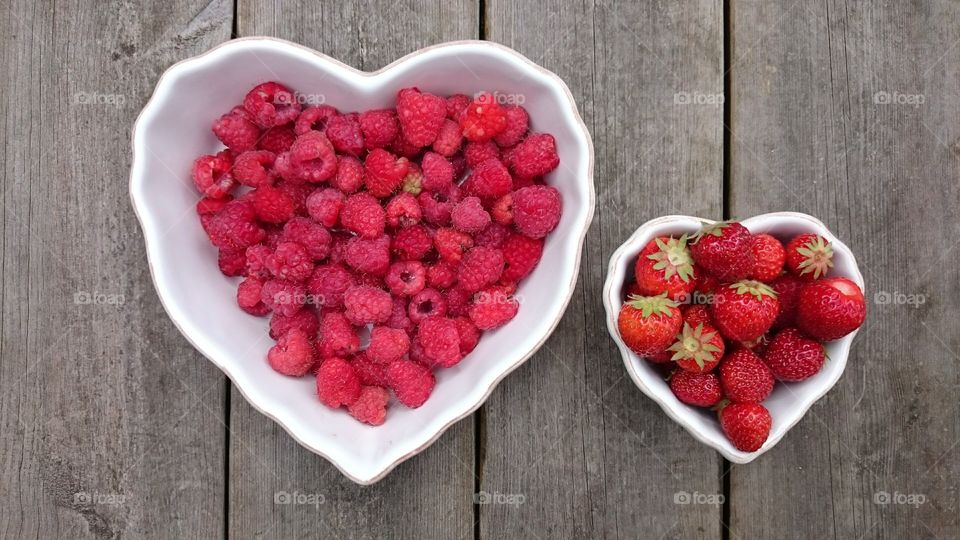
left=622, top=281, right=643, bottom=300
left=796, top=277, right=866, bottom=341
left=634, top=235, right=697, bottom=300
left=785, top=233, right=834, bottom=280
left=719, top=402, right=772, bottom=452
left=667, top=322, right=725, bottom=373
left=763, top=328, right=826, bottom=381
left=617, top=294, right=683, bottom=356
left=645, top=349, right=674, bottom=364
left=709, top=280, right=780, bottom=342
left=669, top=369, right=722, bottom=407
left=690, top=221, right=755, bottom=282
left=682, top=304, right=712, bottom=328
left=719, top=348, right=774, bottom=403
left=750, top=233, right=785, bottom=282
left=769, top=273, right=805, bottom=329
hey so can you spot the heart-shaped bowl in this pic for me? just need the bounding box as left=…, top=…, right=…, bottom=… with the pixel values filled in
left=602, top=212, right=864, bottom=463
left=130, top=38, right=595, bottom=484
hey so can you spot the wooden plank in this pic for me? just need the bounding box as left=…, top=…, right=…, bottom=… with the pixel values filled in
left=728, top=0, right=960, bottom=537
left=481, top=1, right=725, bottom=537
left=0, top=0, right=232, bottom=538
left=229, top=2, right=479, bottom=538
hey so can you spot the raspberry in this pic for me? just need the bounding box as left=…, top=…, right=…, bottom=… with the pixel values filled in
left=426, top=261, right=458, bottom=290
left=286, top=131, right=338, bottom=183
left=392, top=225, right=434, bottom=261
left=513, top=185, right=562, bottom=239
left=340, top=192, right=386, bottom=238
left=212, top=111, right=260, bottom=152
left=282, top=217, right=331, bottom=260
left=401, top=162, right=423, bottom=195
left=364, top=148, right=409, bottom=197
left=385, top=192, right=422, bottom=228
left=307, top=264, right=355, bottom=308
left=386, top=360, right=435, bottom=408
left=325, top=113, right=365, bottom=156
left=468, top=287, right=520, bottom=330
left=459, top=93, right=508, bottom=142
left=451, top=196, right=491, bottom=234
left=367, top=326, right=411, bottom=364
left=507, top=133, right=560, bottom=178
left=453, top=316, right=481, bottom=355
left=431, top=119, right=463, bottom=157
left=294, top=105, right=339, bottom=135
left=418, top=190, right=457, bottom=226
left=305, top=188, right=344, bottom=228
left=260, top=279, right=306, bottom=317
left=501, top=233, right=543, bottom=282
left=389, top=136, right=422, bottom=159
left=233, top=150, right=276, bottom=188
left=316, top=357, right=362, bottom=408
left=359, top=109, right=399, bottom=149
left=267, top=329, right=316, bottom=377
left=237, top=276, right=270, bottom=316
left=493, top=105, right=529, bottom=147
left=386, top=261, right=426, bottom=297
left=396, top=87, right=446, bottom=147
left=343, top=285, right=392, bottom=325
left=386, top=296, right=413, bottom=332
left=348, top=385, right=389, bottom=425
left=205, top=200, right=265, bottom=251
left=196, top=195, right=232, bottom=218
left=274, top=181, right=312, bottom=215
left=245, top=244, right=272, bottom=279
left=491, top=194, right=513, bottom=225
left=463, top=158, right=512, bottom=201
left=258, top=126, right=297, bottom=153
left=475, top=222, right=509, bottom=249
left=408, top=288, right=447, bottom=324
left=446, top=94, right=471, bottom=120
left=192, top=151, right=235, bottom=198
left=416, top=316, right=462, bottom=368
left=445, top=287, right=472, bottom=317
left=352, top=352, right=389, bottom=386
left=434, top=227, right=474, bottom=263
left=345, top=235, right=391, bottom=276
left=251, top=185, right=296, bottom=224
left=458, top=246, right=505, bottom=293
left=269, top=308, right=319, bottom=340
left=331, top=155, right=364, bottom=194
left=464, top=141, right=501, bottom=168
left=218, top=248, right=246, bottom=277
left=243, top=82, right=301, bottom=128
left=421, top=152, right=455, bottom=192
left=318, top=311, right=359, bottom=358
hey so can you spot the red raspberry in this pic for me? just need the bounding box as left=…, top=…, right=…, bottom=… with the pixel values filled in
left=421, top=152, right=455, bottom=192
left=269, top=308, right=319, bottom=340
left=453, top=316, right=481, bottom=355
left=416, top=316, right=463, bottom=368
left=459, top=93, right=508, bottom=142
left=325, top=113, right=365, bottom=156
left=431, top=119, right=463, bottom=157
left=386, top=296, right=413, bottom=332
left=307, top=264, right=355, bottom=308
left=392, top=225, right=434, bottom=261
left=389, top=136, right=422, bottom=158
left=426, top=261, right=458, bottom=289
left=258, top=126, right=297, bottom=153
left=330, top=155, right=364, bottom=194
left=445, top=287, right=472, bottom=317
left=386, top=360, right=435, bottom=408
left=513, top=185, right=562, bottom=239
left=327, top=231, right=352, bottom=265
left=281, top=217, right=331, bottom=260
left=359, top=109, right=399, bottom=149
left=348, top=385, right=389, bottom=425
left=251, top=185, right=296, bottom=224
left=451, top=196, right=491, bottom=234
left=491, top=194, right=513, bottom=225
left=233, top=150, right=276, bottom=188
left=367, top=326, right=411, bottom=364
left=434, top=227, right=474, bottom=263
left=318, top=311, right=359, bottom=358
left=474, top=222, right=509, bottom=249
left=458, top=246, right=505, bottom=293
left=507, top=133, right=560, bottom=179
left=501, top=233, right=544, bottom=282
left=446, top=94, right=471, bottom=120
left=316, top=357, right=362, bottom=408
left=343, top=285, right=392, bottom=325
left=345, top=235, right=391, bottom=276
left=218, top=248, right=246, bottom=277
left=267, top=329, right=316, bottom=377
left=192, top=151, right=235, bottom=198
left=205, top=200, right=265, bottom=251
left=418, top=190, right=458, bottom=226
left=237, top=276, right=270, bottom=316
left=385, top=192, right=422, bottom=228
left=464, top=142, right=500, bottom=170
left=294, top=105, right=339, bottom=135
left=400, top=163, right=422, bottom=195
left=386, top=261, right=426, bottom=297
left=493, top=105, right=529, bottom=147
left=243, top=82, right=301, bottom=128
left=364, top=148, right=409, bottom=197
left=340, top=193, right=386, bottom=238
left=408, top=288, right=448, bottom=324
left=286, top=131, right=338, bottom=183
left=212, top=111, right=260, bottom=152
left=396, top=87, right=446, bottom=147
left=305, top=188, right=344, bottom=228
left=260, top=279, right=306, bottom=317
left=352, top=352, right=389, bottom=386
left=468, top=287, right=520, bottom=330
left=463, top=158, right=512, bottom=201
left=196, top=195, right=232, bottom=220
left=244, top=244, right=272, bottom=279
left=274, top=181, right=312, bottom=215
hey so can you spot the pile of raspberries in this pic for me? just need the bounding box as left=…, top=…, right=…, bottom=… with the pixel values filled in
left=192, top=82, right=562, bottom=425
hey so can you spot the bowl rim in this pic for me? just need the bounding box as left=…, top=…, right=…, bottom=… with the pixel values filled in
left=129, top=37, right=596, bottom=484
left=601, top=212, right=864, bottom=463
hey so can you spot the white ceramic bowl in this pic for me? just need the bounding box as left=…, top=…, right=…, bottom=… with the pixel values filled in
left=130, top=38, right=595, bottom=483
left=603, top=212, right=864, bottom=463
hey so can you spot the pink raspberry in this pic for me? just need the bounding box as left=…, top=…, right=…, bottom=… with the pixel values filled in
left=205, top=200, right=265, bottom=251
left=451, top=196, right=491, bottom=234
left=348, top=385, right=389, bottom=425
left=457, top=246, right=505, bottom=292
left=307, top=264, right=355, bottom=308
left=491, top=194, right=513, bottom=225
left=340, top=193, right=385, bottom=238
left=343, top=285, right=392, bottom=325
left=453, top=316, right=481, bottom=355
left=196, top=195, right=232, bottom=218
left=434, top=227, right=474, bottom=264
left=345, top=235, right=391, bottom=276
left=385, top=192, right=422, bottom=228
left=493, top=105, right=529, bottom=147
left=260, top=279, right=306, bottom=317
left=245, top=244, right=272, bottom=279
left=318, top=311, right=359, bottom=358
left=446, top=94, right=471, bottom=120
left=421, top=152, right=455, bottom=192
left=330, top=155, right=364, bottom=194
left=281, top=217, right=331, bottom=260
left=294, top=105, right=339, bottom=135
left=513, top=185, right=562, bottom=239
left=408, top=288, right=447, bottom=324
left=426, top=261, right=458, bottom=290
left=192, top=151, right=235, bottom=198
left=386, top=360, right=435, bottom=408
left=269, top=308, right=319, bottom=340
left=390, top=136, right=422, bottom=159
left=367, top=326, right=411, bottom=364
left=459, top=93, right=508, bottom=142
left=251, top=185, right=296, bottom=224
left=364, top=148, right=409, bottom=197
left=265, top=241, right=314, bottom=282
left=359, top=109, right=399, bottom=149
left=237, top=276, right=270, bottom=316
left=352, top=352, right=389, bottom=386
left=416, top=316, right=463, bottom=368
left=431, top=119, right=463, bottom=157
left=258, top=126, right=297, bottom=153
left=445, top=287, right=472, bottom=317
left=474, top=222, right=510, bottom=248
left=316, top=357, right=362, bottom=408
left=243, top=81, right=301, bottom=128
left=286, top=131, right=338, bottom=183
left=218, top=248, right=246, bottom=277
left=396, top=87, right=446, bottom=147
left=267, top=329, right=316, bottom=377
left=305, top=188, right=344, bottom=228
left=392, top=225, right=434, bottom=261
left=469, top=287, right=520, bottom=330
left=386, top=261, right=426, bottom=297
left=274, top=181, right=312, bottom=214
left=233, top=150, right=276, bottom=188
left=501, top=233, right=544, bottom=282
left=325, top=113, right=365, bottom=156
left=418, top=190, right=457, bottom=226
left=401, top=162, right=423, bottom=195
left=464, top=141, right=501, bottom=168
left=386, top=296, right=413, bottom=332
left=212, top=110, right=260, bottom=152
left=464, top=158, right=513, bottom=202
left=507, top=133, right=560, bottom=179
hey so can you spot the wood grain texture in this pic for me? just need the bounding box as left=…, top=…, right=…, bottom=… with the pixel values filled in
left=481, top=1, right=725, bottom=538
left=229, top=2, right=479, bottom=538
left=0, top=0, right=232, bottom=538
left=728, top=0, right=960, bottom=538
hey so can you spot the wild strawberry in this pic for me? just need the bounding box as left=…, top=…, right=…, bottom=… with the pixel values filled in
left=669, top=369, right=722, bottom=407
left=796, top=277, right=866, bottom=341
left=719, top=348, right=774, bottom=403
left=690, top=221, right=755, bottom=282
left=617, top=294, right=683, bottom=356
left=770, top=273, right=804, bottom=329
left=750, top=233, right=786, bottom=282
left=710, top=280, right=780, bottom=342
left=719, top=402, right=772, bottom=452
left=666, top=322, right=725, bottom=373
left=634, top=235, right=697, bottom=301
left=785, top=233, right=834, bottom=280
left=763, top=327, right=826, bottom=381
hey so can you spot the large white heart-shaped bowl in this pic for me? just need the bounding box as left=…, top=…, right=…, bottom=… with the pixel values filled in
left=603, top=212, right=864, bottom=463
left=130, top=38, right=595, bottom=484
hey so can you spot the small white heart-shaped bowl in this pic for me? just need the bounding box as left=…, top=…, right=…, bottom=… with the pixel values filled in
left=130, top=38, right=595, bottom=484
left=602, top=212, right=864, bottom=463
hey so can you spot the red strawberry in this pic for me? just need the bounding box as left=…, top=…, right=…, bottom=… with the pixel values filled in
left=710, top=280, right=780, bottom=342
left=617, top=294, right=683, bottom=356
left=763, top=328, right=826, bottom=381
left=785, top=233, right=834, bottom=280
left=750, top=233, right=786, bottom=282
left=770, top=273, right=805, bottom=329
left=719, top=348, right=774, bottom=403
left=690, top=221, right=755, bottom=282
left=796, top=277, right=866, bottom=341
left=669, top=369, right=722, bottom=407
left=645, top=349, right=674, bottom=364
left=719, top=402, right=772, bottom=452
left=634, top=235, right=697, bottom=301
left=667, top=322, right=725, bottom=373
left=682, top=304, right=712, bottom=327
